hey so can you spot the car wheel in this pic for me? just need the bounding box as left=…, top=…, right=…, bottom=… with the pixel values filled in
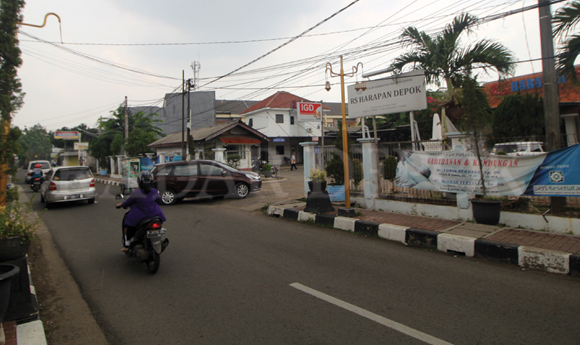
left=234, top=183, right=249, bottom=199
left=88, top=198, right=95, bottom=204
left=40, top=193, right=45, bottom=203
left=160, top=190, right=177, bottom=205
left=44, top=198, right=52, bottom=209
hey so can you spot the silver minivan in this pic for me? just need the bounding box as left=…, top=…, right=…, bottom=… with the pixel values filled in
left=40, top=166, right=96, bottom=208
left=492, top=142, right=546, bottom=157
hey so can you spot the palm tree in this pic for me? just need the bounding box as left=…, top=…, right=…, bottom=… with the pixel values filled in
left=390, top=13, right=515, bottom=101
left=553, top=1, right=580, bottom=83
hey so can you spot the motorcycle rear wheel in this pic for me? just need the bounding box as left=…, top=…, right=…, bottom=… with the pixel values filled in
left=146, top=250, right=160, bottom=274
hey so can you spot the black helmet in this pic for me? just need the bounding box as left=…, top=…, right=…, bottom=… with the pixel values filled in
left=138, top=171, right=153, bottom=189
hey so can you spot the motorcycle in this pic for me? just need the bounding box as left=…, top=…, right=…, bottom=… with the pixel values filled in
left=29, top=177, right=43, bottom=193
left=116, top=203, right=169, bottom=274
left=252, top=159, right=278, bottom=178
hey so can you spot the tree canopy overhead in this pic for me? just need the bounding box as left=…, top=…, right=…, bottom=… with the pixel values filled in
left=553, top=1, right=580, bottom=84
left=390, top=13, right=515, bottom=101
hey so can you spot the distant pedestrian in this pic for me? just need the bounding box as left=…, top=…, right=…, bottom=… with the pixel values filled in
left=291, top=153, right=297, bottom=171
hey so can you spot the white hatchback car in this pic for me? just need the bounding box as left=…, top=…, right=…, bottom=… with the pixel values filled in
left=25, top=160, right=51, bottom=184
left=492, top=142, right=546, bottom=157
left=40, top=166, right=96, bottom=208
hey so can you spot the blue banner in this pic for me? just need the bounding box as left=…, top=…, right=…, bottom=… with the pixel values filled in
left=140, top=157, right=154, bottom=171
left=524, top=144, right=580, bottom=196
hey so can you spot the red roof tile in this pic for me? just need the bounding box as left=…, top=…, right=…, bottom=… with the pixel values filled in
left=240, top=91, right=330, bottom=115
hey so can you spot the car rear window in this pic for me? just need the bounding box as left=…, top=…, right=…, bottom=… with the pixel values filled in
left=53, top=168, right=93, bottom=181
left=29, top=162, right=50, bottom=169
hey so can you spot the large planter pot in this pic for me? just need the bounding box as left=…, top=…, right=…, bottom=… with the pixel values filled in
left=471, top=199, right=501, bottom=225
left=308, top=181, right=327, bottom=192
left=0, top=264, right=20, bottom=322
left=0, top=236, right=31, bottom=262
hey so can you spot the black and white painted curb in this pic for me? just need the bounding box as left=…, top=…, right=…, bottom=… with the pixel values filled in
left=267, top=205, right=580, bottom=277
left=95, top=178, right=121, bottom=187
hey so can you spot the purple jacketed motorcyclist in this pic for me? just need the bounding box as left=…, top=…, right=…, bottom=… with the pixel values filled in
left=116, top=171, right=166, bottom=252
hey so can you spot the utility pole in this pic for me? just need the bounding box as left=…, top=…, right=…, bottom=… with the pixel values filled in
left=124, top=96, right=129, bottom=141
left=539, top=0, right=565, bottom=212
left=181, top=70, right=185, bottom=158
left=187, top=78, right=194, bottom=159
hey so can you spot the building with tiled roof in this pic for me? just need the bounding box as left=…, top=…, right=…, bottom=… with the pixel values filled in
left=483, top=66, right=580, bottom=146
left=240, top=91, right=339, bottom=165
left=148, top=120, right=268, bottom=169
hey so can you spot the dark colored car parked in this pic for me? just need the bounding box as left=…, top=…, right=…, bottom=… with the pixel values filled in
left=151, top=160, right=262, bottom=205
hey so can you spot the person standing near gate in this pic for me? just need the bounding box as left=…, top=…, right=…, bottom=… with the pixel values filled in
left=291, top=152, right=297, bottom=171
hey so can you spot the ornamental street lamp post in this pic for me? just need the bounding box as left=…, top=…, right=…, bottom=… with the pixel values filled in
left=325, top=55, right=364, bottom=210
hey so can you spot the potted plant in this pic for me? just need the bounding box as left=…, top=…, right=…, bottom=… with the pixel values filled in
left=308, top=168, right=327, bottom=192
left=304, top=168, right=334, bottom=214
left=262, top=163, right=272, bottom=178
left=458, top=75, right=501, bottom=225
left=0, top=187, right=40, bottom=262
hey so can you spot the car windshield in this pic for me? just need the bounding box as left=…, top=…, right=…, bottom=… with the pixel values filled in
left=494, top=144, right=518, bottom=154
left=53, top=168, right=93, bottom=181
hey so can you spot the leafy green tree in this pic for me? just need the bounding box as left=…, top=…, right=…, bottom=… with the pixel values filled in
left=89, top=104, right=163, bottom=168
left=17, top=124, right=52, bottom=163
left=0, top=0, right=25, bottom=186
left=457, top=75, right=493, bottom=197
left=390, top=13, right=515, bottom=102
left=553, top=1, right=580, bottom=84
left=490, top=93, right=545, bottom=143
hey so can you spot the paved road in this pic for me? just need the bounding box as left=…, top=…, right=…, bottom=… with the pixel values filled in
left=24, top=179, right=580, bottom=344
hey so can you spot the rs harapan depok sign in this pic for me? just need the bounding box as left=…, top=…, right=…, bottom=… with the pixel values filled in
left=54, top=131, right=80, bottom=140
left=347, top=69, right=427, bottom=118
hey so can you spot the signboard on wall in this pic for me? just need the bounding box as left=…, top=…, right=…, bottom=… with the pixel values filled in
left=347, top=69, right=427, bottom=118
left=297, top=102, right=322, bottom=122
left=74, top=142, right=89, bottom=150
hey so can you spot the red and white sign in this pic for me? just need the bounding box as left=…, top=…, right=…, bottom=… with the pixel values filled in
left=297, top=102, right=322, bottom=122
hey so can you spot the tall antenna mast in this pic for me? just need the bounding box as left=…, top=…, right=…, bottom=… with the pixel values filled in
left=191, top=61, right=201, bottom=91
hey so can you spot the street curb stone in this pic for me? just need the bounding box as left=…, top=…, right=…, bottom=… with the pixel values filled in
left=271, top=206, right=580, bottom=277
left=354, top=220, right=380, bottom=236
left=569, top=254, right=580, bottom=276
left=405, top=228, right=439, bottom=248
left=474, top=239, right=519, bottom=265
left=283, top=208, right=300, bottom=220
left=315, top=214, right=336, bottom=227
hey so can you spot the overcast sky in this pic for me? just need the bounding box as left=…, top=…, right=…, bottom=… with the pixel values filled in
left=15, top=0, right=567, bottom=131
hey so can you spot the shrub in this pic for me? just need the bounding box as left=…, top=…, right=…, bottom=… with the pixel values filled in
left=352, top=159, right=363, bottom=187
left=325, top=153, right=344, bottom=185
left=0, top=198, right=40, bottom=245
left=309, top=168, right=326, bottom=182
left=262, top=163, right=272, bottom=172
left=382, top=155, right=397, bottom=181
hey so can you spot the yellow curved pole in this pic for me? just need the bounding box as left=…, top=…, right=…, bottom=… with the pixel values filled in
left=19, top=12, right=61, bottom=28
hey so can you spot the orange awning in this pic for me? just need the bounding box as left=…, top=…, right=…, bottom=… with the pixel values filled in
left=219, top=135, right=262, bottom=144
